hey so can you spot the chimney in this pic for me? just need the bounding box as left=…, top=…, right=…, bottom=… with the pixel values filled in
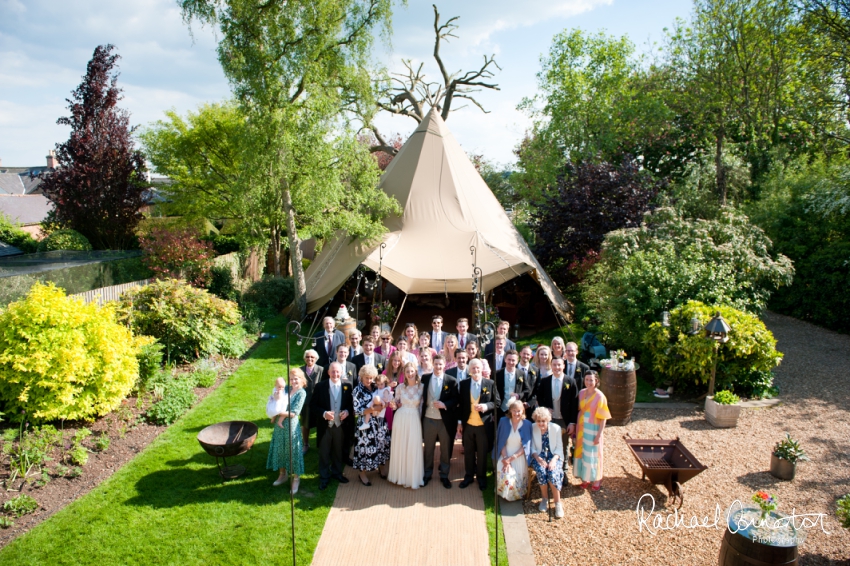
left=46, top=150, right=58, bottom=168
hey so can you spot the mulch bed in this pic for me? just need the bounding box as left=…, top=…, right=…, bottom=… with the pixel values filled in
left=0, top=355, right=245, bottom=547
left=523, top=311, right=850, bottom=565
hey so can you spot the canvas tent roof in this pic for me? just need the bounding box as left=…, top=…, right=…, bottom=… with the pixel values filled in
left=303, top=109, right=570, bottom=320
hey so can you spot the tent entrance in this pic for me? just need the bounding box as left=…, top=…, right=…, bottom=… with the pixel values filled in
left=324, top=272, right=562, bottom=341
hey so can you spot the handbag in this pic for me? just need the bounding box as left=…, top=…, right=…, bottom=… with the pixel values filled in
left=496, top=464, right=523, bottom=501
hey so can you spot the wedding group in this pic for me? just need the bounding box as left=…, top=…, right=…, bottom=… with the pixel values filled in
left=265, top=314, right=612, bottom=519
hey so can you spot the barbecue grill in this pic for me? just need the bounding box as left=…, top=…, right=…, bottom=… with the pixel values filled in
left=624, top=434, right=707, bottom=508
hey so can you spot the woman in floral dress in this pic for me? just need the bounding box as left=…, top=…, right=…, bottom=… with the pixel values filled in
left=266, top=368, right=306, bottom=493
left=352, top=364, right=390, bottom=485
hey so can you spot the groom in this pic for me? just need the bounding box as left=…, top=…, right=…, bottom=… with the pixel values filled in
left=420, top=355, right=459, bottom=489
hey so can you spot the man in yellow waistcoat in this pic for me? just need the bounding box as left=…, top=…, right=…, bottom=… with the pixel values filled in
left=458, top=359, right=501, bottom=491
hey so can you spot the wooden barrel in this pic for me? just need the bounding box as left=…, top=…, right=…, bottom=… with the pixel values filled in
left=337, top=318, right=356, bottom=346
left=598, top=367, right=636, bottom=426
left=718, top=528, right=798, bottom=566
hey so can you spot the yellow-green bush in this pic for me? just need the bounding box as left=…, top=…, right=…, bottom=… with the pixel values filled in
left=644, top=301, right=782, bottom=398
left=117, top=279, right=243, bottom=363
left=0, top=283, right=147, bottom=421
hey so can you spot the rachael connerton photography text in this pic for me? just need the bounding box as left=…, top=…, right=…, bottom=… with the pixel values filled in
left=636, top=494, right=831, bottom=537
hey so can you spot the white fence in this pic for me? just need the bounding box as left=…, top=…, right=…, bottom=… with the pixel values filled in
left=70, top=279, right=153, bottom=306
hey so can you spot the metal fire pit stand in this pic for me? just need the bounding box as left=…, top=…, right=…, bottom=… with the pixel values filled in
left=213, top=450, right=255, bottom=480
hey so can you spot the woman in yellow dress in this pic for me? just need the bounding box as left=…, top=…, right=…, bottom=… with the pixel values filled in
left=573, top=371, right=611, bottom=491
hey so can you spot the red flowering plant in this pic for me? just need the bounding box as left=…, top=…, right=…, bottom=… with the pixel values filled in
left=752, top=491, right=778, bottom=521
left=140, top=225, right=215, bottom=287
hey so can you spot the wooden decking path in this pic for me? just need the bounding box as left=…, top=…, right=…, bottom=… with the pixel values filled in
left=311, top=441, right=490, bottom=566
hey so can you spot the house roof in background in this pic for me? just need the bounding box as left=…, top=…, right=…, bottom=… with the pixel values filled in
left=0, top=195, right=53, bottom=225
left=0, top=167, right=50, bottom=195
left=0, top=173, right=25, bottom=194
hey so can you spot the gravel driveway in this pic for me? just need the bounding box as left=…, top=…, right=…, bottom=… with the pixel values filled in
left=524, top=311, right=850, bottom=565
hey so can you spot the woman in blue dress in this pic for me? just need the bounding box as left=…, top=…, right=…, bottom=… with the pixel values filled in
left=530, top=407, right=566, bottom=518
left=267, top=368, right=306, bottom=493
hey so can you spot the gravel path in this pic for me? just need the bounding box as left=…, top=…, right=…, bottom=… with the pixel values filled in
left=524, top=311, right=850, bottom=565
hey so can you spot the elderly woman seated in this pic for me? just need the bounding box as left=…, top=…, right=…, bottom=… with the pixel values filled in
left=531, top=406, right=566, bottom=518
left=492, top=399, right=533, bottom=501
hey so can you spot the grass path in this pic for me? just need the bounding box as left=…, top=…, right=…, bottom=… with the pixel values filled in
left=0, top=316, right=336, bottom=566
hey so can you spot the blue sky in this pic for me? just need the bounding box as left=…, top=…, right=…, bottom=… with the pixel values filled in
left=0, top=0, right=692, bottom=168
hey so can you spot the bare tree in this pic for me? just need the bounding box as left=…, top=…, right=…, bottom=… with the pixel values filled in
left=369, top=4, right=501, bottom=156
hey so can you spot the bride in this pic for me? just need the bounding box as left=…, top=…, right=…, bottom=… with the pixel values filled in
left=387, top=362, right=425, bottom=489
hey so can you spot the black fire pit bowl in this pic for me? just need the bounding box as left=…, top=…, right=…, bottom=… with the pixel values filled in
left=197, top=421, right=258, bottom=479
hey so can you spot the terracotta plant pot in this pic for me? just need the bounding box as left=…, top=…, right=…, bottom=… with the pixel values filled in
left=770, top=453, right=797, bottom=480
left=705, top=396, right=742, bottom=428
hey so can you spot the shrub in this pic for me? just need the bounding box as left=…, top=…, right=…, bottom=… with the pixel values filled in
left=207, top=265, right=239, bottom=301
left=145, top=378, right=196, bottom=425
left=5, top=423, right=59, bottom=481
left=69, top=445, right=89, bottom=466
left=191, top=358, right=219, bottom=388
left=712, top=390, right=739, bottom=405
left=241, top=276, right=294, bottom=319
left=837, top=494, right=850, bottom=529
left=203, top=234, right=241, bottom=255
left=117, top=279, right=242, bottom=363
left=139, top=226, right=215, bottom=287
left=0, top=213, right=38, bottom=253
left=137, top=342, right=164, bottom=389
left=582, top=207, right=793, bottom=353
left=752, top=158, right=850, bottom=332
left=93, top=434, right=110, bottom=452
left=37, top=229, right=93, bottom=252
left=644, top=301, right=782, bottom=397
left=3, top=494, right=38, bottom=517
left=0, top=283, right=146, bottom=421
left=0, top=517, right=13, bottom=529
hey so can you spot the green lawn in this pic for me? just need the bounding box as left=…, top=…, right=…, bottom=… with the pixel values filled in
left=0, top=316, right=337, bottom=566
left=483, top=465, right=508, bottom=566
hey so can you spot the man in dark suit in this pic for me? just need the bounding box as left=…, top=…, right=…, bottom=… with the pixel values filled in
left=494, top=350, right=531, bottom=422
left=564, top=341, right=590, bottom=389
left=430, top=315, right=449, bottom=354
left=532, top=357, right=578, bottom=472
left=517, top=346, right=538, bottom=420
left=455, top=318, right=477, bottom=350
left=420, top=355, right=459, bottom=489
left=314, top=316, right=346, bottom=369
left=300, top=348, right=324, bottom=453
left=490, top=336, right=508, bottom=371
left=445, top=349, right=469, bottom=382
left=310, top=362, right=354, bottom=490
left=352, top=337, right=386, bottom=377
left=458, top=358, right=500, bottom=491
left=332, top=344, right=358, bottom=385
left=346, top=329, right=363, bottom=362
left=483, top=321, right=516, bottom=355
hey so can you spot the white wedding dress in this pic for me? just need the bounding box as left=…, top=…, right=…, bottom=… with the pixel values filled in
left=387, top=383, right=425, bottom=489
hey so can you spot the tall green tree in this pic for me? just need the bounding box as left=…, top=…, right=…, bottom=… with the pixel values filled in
left=515, top=29, right=675, bottom=203
left=665, top=0, right=810, bottom=201
left=179, top=0, right=401, bottom=318
left=139, top=102, right=246, bottom=224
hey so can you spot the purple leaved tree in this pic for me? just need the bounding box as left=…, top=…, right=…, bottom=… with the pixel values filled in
left=39, top=44, right=148, bottom=250
left=532, top=157, right=665, bottom=289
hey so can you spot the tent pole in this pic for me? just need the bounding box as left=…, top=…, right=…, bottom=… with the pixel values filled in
left=390, top=293, right=408, bottom=336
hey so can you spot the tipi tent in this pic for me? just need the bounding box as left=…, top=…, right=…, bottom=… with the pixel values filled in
left=303, top=109, right=570, bottom=319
